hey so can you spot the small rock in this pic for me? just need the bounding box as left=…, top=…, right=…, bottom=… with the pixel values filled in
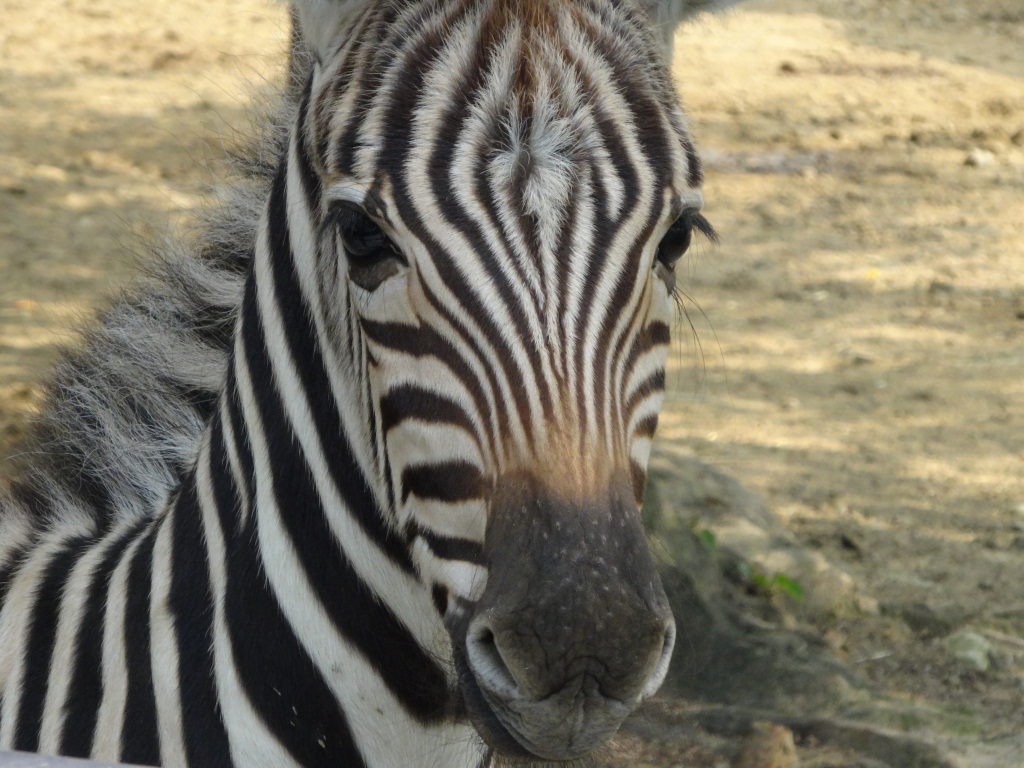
left=734, top=722, right=800, bottom=768
left=847, top=351, right=875, bottom=366
left=963, top=147, right=995, bottom=167
left=778, top=61, right=798, bottom=75
left=943, top=630, right=994, bottom=672
left=882, top=602, right=959, bottom=639
left=839, top=532, right=863, bottom=556
left=1011, top=129, right=1024, bottom=147
left=855, top=595, right=880, bottom=616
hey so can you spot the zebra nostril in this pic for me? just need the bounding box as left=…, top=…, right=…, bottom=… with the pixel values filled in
left=640, top=616, right=677, bottom=700
left=466, top=621, right=520, bottom=699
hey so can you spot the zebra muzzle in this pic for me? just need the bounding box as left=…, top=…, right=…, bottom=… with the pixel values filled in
left=448, top=472, right=675, bottom=761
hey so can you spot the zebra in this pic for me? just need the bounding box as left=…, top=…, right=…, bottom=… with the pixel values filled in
left=0, top=0, right=733, bottom=765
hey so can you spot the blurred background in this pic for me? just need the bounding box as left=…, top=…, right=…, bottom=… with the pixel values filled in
left=1, top=0, right=1022, bottom=765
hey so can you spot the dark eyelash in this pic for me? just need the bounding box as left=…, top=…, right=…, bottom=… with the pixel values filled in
left=688, top=211, right=719, bottom=246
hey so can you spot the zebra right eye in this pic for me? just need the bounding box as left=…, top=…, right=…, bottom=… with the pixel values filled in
left=330, top=202, right=406, bottom=291
left=654, top=210, right=718, bottom=292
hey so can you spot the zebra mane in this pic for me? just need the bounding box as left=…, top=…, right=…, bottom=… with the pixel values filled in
left=0, top=26, right=316, bottom=543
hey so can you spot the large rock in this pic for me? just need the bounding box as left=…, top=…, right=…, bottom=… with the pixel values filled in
left=643, top=451, right=863, bottom=714
left=647, top=449, right=857, bottom=615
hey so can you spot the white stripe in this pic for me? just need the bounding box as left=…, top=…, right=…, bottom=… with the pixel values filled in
left=0, top=526, right=91, bottom=749
left=411, top=539, right=488, bottom=603
left=92, top=531, right=147, bottom=761
left=219, top=395, right=252, bottom=525
left=38, top=524, right=132, bottom=755
left=233, top=324, right=483, bottom=768
left=195, top=425, right=302, bottom=768
left=150, top=511, right=188, bottom=768
left=252, top=209, right=443, bottom=650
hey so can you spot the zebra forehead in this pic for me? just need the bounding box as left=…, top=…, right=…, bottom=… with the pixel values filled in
left=320, top=0, right=693, bottom=229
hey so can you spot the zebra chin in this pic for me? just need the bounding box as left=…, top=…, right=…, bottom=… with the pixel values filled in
left=448, top=627, right=674, bottom=762
left=444, top=472, right=676, bottom=761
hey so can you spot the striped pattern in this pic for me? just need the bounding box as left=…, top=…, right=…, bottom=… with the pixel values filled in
left=0, top=1, right=720, bottom=765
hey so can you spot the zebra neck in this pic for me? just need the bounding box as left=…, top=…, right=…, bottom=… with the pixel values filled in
left=167, top=152, right=468, bottom=727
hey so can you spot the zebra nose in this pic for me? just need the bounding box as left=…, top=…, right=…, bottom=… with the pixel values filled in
left=466, top=612, right=675, bottom=704
left=463, top=609, right=675, bottom=760
left=461, top=471, right=676, bottom=758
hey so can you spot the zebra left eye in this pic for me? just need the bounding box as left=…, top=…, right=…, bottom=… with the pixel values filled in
left=654, top=210, right=717, bottom=290
left=330, top=202, right=406, bottom=291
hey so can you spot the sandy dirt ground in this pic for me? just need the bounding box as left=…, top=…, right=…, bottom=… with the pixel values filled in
left=1, top=0, right=1022, bottom=766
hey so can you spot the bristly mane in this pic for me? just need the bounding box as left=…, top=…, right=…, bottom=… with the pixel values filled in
left=0, top=27, right=315, bottom=541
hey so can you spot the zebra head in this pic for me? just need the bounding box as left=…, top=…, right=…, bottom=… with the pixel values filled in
left=290, top=0, right=718, bottom=761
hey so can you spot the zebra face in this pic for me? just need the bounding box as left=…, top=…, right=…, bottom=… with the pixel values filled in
left=300, top=0, right=713, bottom=760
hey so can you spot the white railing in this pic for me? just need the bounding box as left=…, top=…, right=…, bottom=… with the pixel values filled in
left=0, top=754, right=146, bottom=768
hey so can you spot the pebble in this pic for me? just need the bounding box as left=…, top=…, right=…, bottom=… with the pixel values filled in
left=963, top=147, right=995, bottom=167
left=847, top=351, right=875, bottom=366
left=883, top=602, right=958, bottom=639
left=942, top=630, right=994, bottom=672
left=733, top=722, right=800, bottom=768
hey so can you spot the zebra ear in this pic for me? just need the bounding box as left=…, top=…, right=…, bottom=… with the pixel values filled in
left=638, top=0, right=746, bottom=52
left=288, top=0, right=369, bottom=61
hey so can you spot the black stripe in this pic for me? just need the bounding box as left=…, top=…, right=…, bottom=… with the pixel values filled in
left=595, top=260, right=651, bottom=446
left=14, top=535, right=94, bottom=753
left=60, top=524, right=145, bottom=759
left=624, top=368, right=666, bottom=420
left=209, top=402, right=245, bottom=543
left=224, top=371, right=256, bottom=520
left=210, top=399, right=368, bottom=767
left=401, top=462, right=486, bottom=504
left=609, top=300, right=665, bottom=436
left=415, top=526, right=485, bottom=565
left=362, top=314, right=500, bottom=460
left=375, top=6, right=523, bottom=458
left=120, top=523, right=160, bottom=766
left=608, top=295, right=653, bottom=441
left=169, top=483, right=233, bottom=768
left=588, top=191, right=662, bottom=448
left=551, top=165, right=582, bottom=394
left=241, top=276, right=452, bottom=722
left=633, top=414, right=659, bottom=440
left=263, top=163, right=415, bottom=573
left=620, top=322, right=671, bottom=395
left=380, top=385, right=477, bottom=437
left=418, top=171, right=542, bottom=455
left=422, top=21, right=553, bottom=436
left=385, top=279, right=507, bottom=464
